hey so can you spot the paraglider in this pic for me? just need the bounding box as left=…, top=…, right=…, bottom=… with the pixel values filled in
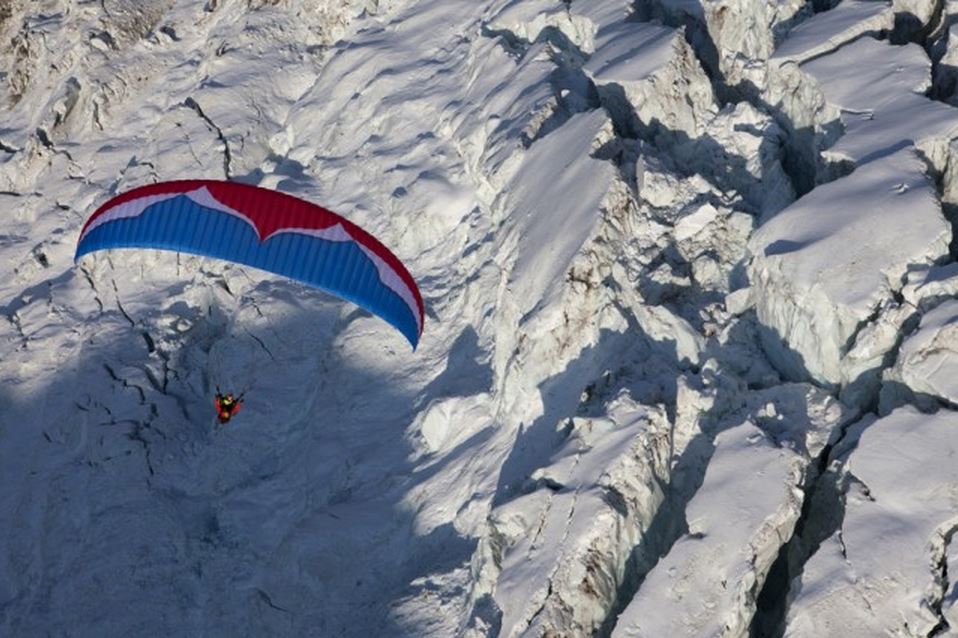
left=75, top=180, right=424, bottom=348
left=75, top=180, right=424, bottom=425
left=214, top=388, right=244, bottom=425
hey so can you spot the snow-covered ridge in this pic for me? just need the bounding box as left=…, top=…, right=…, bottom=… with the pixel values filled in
left=3, top=0, right=958, bottom=636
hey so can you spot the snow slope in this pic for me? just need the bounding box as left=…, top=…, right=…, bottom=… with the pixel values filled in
left=2, top=0, right=958, bottom=636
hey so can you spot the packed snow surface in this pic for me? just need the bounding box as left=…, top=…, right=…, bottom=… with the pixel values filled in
left=748, top=148, right=949, bottom=391
left=885, top=297, right=958, bottom=407
left=2, top=0, right=958, bottom=637
left=771, top=0, right=894, bottom=65
left=787, top=407, right=958, bottom=637
left=612, top=420, right=805, bottom=638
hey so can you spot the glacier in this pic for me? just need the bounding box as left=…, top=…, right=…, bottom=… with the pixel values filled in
left=2, top=0, right=958, bottom=636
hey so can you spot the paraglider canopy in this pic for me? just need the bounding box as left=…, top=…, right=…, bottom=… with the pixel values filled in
left=75, top=180, right=424, bottom=348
